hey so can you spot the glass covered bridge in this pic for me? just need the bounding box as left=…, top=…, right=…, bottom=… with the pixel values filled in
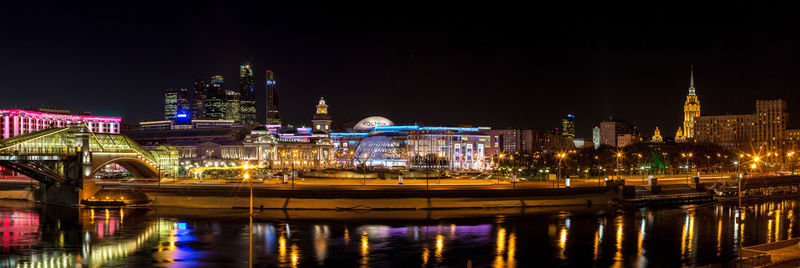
left=0, top=125, right=177, bottom=205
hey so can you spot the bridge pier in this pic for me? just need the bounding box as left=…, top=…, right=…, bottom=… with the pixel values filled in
left=34, top=183, right=80, bottom=206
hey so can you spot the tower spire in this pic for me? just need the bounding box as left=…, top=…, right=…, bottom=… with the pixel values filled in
left=688, top=65, right=696, bottom=96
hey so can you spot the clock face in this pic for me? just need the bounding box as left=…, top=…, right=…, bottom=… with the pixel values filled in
left=316, top=125, right=321, bottom=129
left=325, top=125, right=329, bottom=130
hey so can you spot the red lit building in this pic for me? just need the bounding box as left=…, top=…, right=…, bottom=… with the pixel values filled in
left=0, top=109, right=122, bottom=139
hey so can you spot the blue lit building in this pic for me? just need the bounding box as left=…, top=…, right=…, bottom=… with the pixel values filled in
left=330, top=117, right=493, bottom=171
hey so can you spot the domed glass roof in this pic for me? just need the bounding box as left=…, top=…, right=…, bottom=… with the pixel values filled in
left=353, top=116, right=394, bottom=131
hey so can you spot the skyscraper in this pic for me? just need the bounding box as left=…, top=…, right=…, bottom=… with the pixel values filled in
left=265, top=70, right=281, bottom=125
left=191, top=79, right=208, bottom=119
left=239, top=64, right=257, bottom=124
left=204, top=75, right=227, bottom=120
left=164, top=88, right=178, bottom=120
left=683, top=65, right=701, bottom=139
left=176, top=88, right=191, bottom=117
left=225, top=89, right=241, bottom=123
left=592, top=126, right=600, bottom=149
left=561, top=114, right=575, bottom=137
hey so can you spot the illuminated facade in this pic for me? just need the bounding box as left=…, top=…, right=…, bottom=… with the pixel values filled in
left=331, top=121, right=494, bottom=171
left=561, top=114, right=575, bottom=137
left=204, top=75, right=227, bottom=120
left=675, top=127, right=686, bottom=143
left=694, top=99, right=794, bottom=153
left=164, top=88, right=177, bottom=120
left=131, top=97, right=335, bottom=171
left=312, top=98, right=331, bottom=135
left=0, top=109, right=121, bottom=139
left=265, top=70, right=281, bottom=125
left=165, top=88, right=191, bottom=120
left=683, top=66, right=701, bottom=139
left=651, top=126, right=663, bottom=143
left=599, top=120, right=640, bottom=147
left=191, top=78, right=207, bottom=119
left=592, top=126, right=600, bottom=149
left=239, top=64, right=257, bottom=125
left=224, top=89, right=241, bottom=123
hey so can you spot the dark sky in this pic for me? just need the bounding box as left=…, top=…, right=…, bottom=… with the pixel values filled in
left=2, top=2, right=800, bottom=138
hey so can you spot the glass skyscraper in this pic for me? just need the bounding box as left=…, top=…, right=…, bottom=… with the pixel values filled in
left=164, top=88, right=178, bottom=120
left=191, top=78, right=207, bottom=119
left=239, top=64, right=257, bottom=124
left=204, top=75, right=227, bottom=120
left=265, top=70, right=280, bottom=125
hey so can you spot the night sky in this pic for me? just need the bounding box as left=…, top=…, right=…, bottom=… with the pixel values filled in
left=2, top=2, right=800, bottom=138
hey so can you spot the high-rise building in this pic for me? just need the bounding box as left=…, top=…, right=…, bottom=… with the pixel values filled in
left=224, top=89, right=241, bottom=123
left=600, top=119, right=640, bottom=147
left=265, top=70, right=281, bottom=125
left=176, top=88, right=191, bottom=117
left=683, top=65, right=701, bottom=139
left=561, top=114, right=575, bottom=137
left=756, top=99, right=788, bottom=152
left=239, top=64, right=257, bottom=125
left=592, top=126, right=601, bottom=149
left=164, top=88, right=178, bottom=120
left=312, top=97, right=332, bottom=136
left=204, top=75, right=227, bottom=120
left=191, top=79, right=208, bottom=119
left=694, top=99, right=791, bottom=152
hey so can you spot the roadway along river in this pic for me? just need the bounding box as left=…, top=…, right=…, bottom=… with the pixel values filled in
left=1, top=198, right=798, bottom=267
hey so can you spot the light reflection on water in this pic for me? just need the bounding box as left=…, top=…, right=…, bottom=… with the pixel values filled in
left=3, top=199, right=800, bottom=267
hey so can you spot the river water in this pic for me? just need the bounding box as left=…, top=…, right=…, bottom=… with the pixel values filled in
left=1, top=198, right=798, bottom=267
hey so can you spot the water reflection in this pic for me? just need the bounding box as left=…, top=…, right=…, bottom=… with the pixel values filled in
left=5, top=198, right=800, bottom=267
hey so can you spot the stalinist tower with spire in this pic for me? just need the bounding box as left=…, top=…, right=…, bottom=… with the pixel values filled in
left=683, top=65, right=701, bottom=139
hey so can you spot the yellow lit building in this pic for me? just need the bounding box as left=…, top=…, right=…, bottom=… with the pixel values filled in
left=675, top=127, right=686, bottom=143
left=651, top=126, right=663, bottom=143
left=683, top=66, right=701, bottom=139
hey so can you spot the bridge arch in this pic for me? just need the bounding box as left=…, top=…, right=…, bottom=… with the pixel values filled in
left=90, top=154, right=159, bottom=179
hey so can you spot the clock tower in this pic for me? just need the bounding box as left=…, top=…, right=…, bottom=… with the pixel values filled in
left=312, top=97, right=332, bottom=136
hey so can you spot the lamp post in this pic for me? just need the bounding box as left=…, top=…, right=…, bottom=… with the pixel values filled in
left=556, top=152, right=567, bottom=188
left=614, top=152, right=623, bottom=179
left=682, top=153, right=692, bottom=184
left=243, top=164, right=253, bottom=268
left=497, top=154, right=505, bottom=185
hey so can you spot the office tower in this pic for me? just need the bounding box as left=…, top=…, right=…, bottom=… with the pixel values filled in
left=204, top=75, right=227, bottom=120
left=191, top=79, right=208, bottom=119
left=600, top=119, right=640, bottom=147
left=176, top=88, right=191, bottom=117
left=683, top=65, right=701, bottom=139
left=225, top=89, right=241, bottom=123
left=265, top=70, right=281, bottom=125
left=562, top=114, right=575, bottom=137
left=592, top=126, right=600, bottom=149
left=239, top=64, right=257, bottom=124
left=164, top=88, right=178, bottom=120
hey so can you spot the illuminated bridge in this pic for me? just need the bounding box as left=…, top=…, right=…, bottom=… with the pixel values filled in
left=0, top=125, right=177, bottom=205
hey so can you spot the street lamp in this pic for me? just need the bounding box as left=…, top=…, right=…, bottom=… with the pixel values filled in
left=556, top=152, right=567, bottom=188
left=614, top=151, right=623, bottom=178
left=682, top=153, right=693, bottom=184
left=242, top=164, right=253, bottom=268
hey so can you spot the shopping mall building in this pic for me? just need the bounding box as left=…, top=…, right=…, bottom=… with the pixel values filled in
left=330, top=116, right=497, bottom=171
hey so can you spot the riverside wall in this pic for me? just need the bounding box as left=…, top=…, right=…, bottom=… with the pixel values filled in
left=136, top=186, right=618, bottom=210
